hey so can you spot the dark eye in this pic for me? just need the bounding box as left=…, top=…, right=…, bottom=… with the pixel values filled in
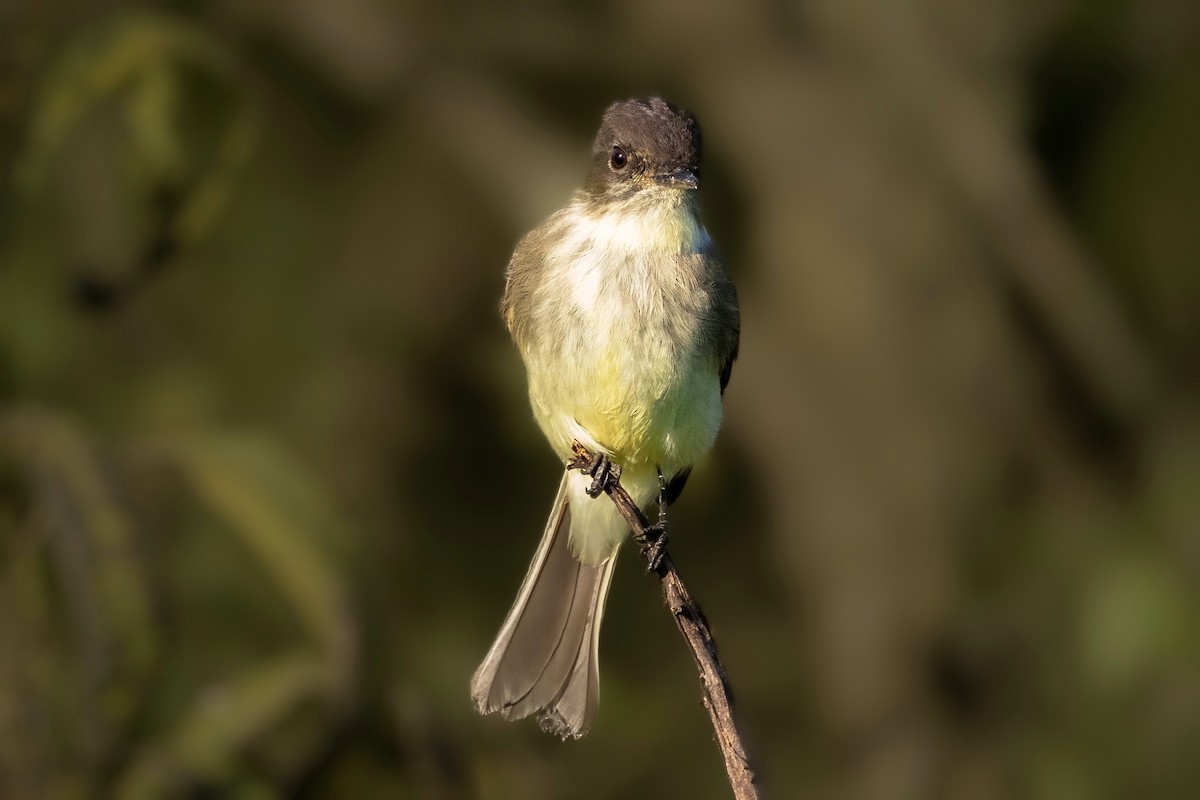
left=610, top=146, right=628, bottom=170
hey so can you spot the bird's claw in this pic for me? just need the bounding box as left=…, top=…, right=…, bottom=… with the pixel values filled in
left=585, top=453, right=621, bottom=498
left=640, top=467, right=670, bottom=571
left=641, top=522, right=669, bottom=572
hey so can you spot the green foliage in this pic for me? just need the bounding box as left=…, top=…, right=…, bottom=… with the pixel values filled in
left=16, top=11, right=260, bottom=249
left=0, top=414, right=353, bottom=797
left=169, top=434, right=353, bottom=665
left=116, top=651, right=335, bottom=798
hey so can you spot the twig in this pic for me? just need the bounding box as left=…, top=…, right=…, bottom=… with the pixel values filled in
left=567, top=442, right=760, bottom=800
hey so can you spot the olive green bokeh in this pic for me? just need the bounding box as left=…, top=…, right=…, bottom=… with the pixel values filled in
left=2, top=2, right=1198, bottom=798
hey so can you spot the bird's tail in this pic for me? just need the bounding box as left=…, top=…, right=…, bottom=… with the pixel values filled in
left=470, top=471, right=617, bottom=738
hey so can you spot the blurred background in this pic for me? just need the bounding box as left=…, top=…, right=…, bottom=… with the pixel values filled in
left=1, top=1, right=1198, bottom=798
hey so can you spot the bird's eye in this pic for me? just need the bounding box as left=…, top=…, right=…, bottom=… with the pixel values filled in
left=610, top=146, right=628, bottom=170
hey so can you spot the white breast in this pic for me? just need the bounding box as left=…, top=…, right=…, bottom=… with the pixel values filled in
left=523, top=194, right=722, bottom=477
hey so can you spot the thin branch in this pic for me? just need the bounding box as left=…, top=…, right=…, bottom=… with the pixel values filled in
left=567, top=442, right=760, bottom=800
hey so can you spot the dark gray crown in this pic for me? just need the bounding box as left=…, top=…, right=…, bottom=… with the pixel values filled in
left=588, top=98, right=701, bottom=189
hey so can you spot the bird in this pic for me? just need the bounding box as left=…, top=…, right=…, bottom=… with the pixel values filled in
left=471, top=97, right=739, bottom=739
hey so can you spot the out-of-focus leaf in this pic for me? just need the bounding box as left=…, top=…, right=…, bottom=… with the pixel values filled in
left=0, top=408, right=157, bottom=781
left=16, top=11, right=260, bottom=248
left=164, top=434, right=354, bottom=682
left=115, top=650, right=329, bottom=799
left=19, top=13, right=232, bottom=188
left=116, top=433, right=356, bottom=795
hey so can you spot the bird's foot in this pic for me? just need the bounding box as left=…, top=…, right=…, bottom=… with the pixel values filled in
left=584, top=452, right=621, bottom=498
left=641, top=469, right=670, bottom=571
left=642, top=523, right=668, bottom=572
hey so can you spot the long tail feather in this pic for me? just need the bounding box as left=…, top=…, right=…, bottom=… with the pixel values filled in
left=471, top=471, right=617, bottom=738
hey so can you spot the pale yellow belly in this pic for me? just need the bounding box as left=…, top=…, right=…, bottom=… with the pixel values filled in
left=527, top=336, right=722, bottom=566
left=526, top=323, right=722, bottom=478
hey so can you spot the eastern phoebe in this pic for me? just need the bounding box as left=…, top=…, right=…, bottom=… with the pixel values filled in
left=471, top=97, right=740, bottom=738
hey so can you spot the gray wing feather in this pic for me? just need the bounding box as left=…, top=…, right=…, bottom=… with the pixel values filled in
left=700, top=247, right=739, bottom=395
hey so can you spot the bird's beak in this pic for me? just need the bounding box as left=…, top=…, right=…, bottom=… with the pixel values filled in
left=656, top=168, right=699, bottom=190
